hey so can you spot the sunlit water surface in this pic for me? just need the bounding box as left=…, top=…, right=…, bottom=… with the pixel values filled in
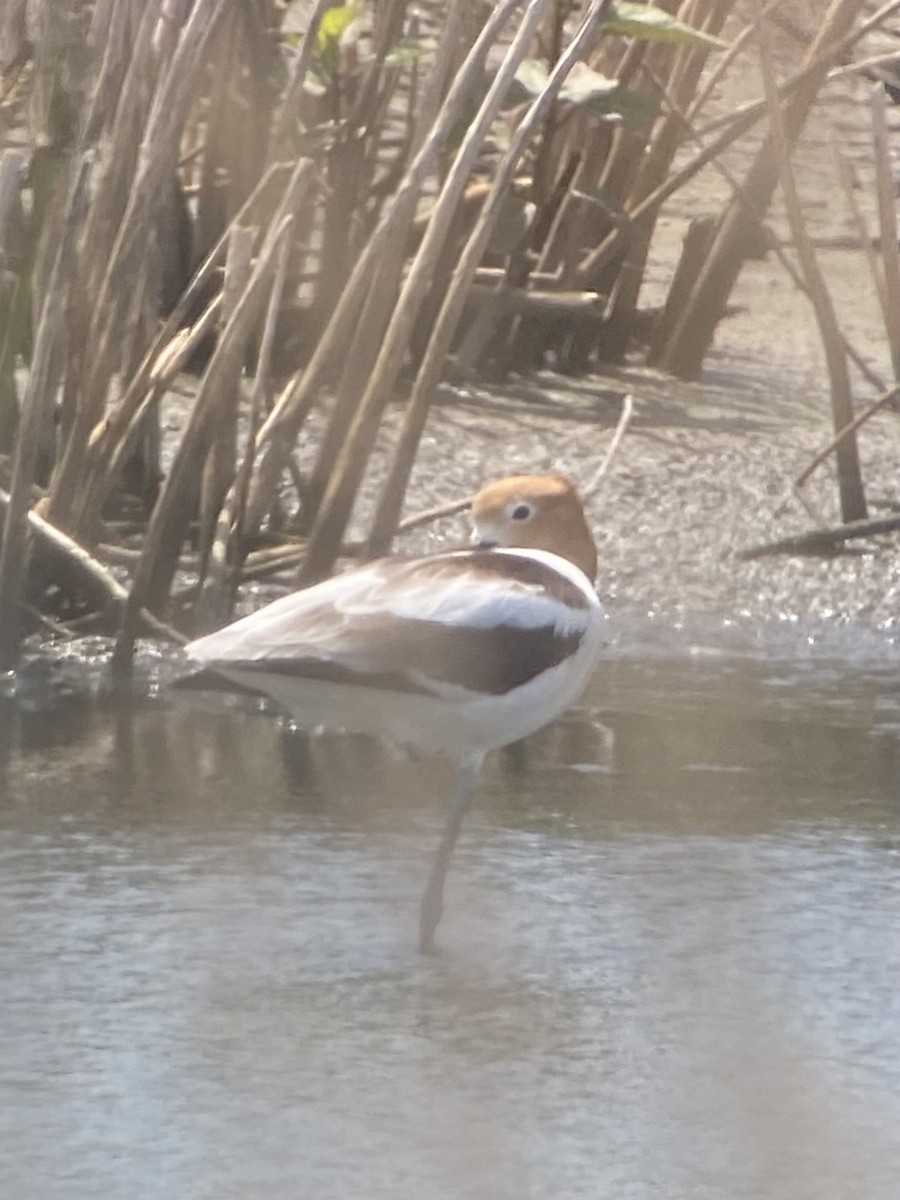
left=2, top=622, right=900, bottom=1200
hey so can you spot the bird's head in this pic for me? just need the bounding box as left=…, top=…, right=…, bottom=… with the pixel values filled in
left=470, top=474, right=598, bottom=582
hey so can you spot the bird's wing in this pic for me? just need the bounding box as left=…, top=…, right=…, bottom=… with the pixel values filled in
left=186, top=551, right=595, bottom=697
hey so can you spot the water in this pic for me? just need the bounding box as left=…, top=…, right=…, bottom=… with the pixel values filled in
left=1, top=630, right=900, bottom=1200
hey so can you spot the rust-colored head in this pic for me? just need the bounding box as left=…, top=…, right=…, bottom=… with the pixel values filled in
left=470, top=474, right=597, bottom=582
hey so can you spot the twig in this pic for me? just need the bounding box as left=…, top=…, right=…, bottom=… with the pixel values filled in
left=833, top=145, right=889, bottom=340
left=196, top=219, right=294, bottom=631
left=198, top=223, right=256, bottom=580
left=467, top=285, right=606, bottom=315
left=0, top=482, right=184, bottom=644
left=240, top=490, right=477, bottom=578
left=830, top=48, right=900, bottom=84
left=686, top=0, right=783, bottom=125
left=582, top=392, right=634, bottom=498
left=795, top=382, right=900, bottom=490
left=855, top=0, right=900, bottom=44
left=397, top=495, right=472, bottom=534
left=22, top=603, right=76, bottom=639
left=785, top=479, right=828, bottom=527
left=871, top=83, right=900, bottom=375
left=239, top=487, right=479, bottom=582
left=739, top=514, right=900, bottom=561
left=86, top=294, right=226, bottom=534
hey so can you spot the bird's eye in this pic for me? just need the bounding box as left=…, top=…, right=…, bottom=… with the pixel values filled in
left=510, top=502, right=533, bottom=521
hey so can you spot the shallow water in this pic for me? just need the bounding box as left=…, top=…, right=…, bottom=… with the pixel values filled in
left=2, top=628, right=900, bottom=1200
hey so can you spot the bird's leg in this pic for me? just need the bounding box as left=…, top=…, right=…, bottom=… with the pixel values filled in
left=419, top=751, right=484, bottom=954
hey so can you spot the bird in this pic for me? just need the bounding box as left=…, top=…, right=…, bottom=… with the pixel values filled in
left=181, top=473, right=606, bottom=952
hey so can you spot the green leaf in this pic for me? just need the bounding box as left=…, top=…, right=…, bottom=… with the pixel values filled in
left=602, top=2, right=728, bottom=50
left=517, top=61, right=657, bottom=126
left=559, top=63, right=658, bottom=126
left=317, top=4, right=362, bottom=48
left=558, top=62, right=620, bottom=105
left=316, top=3, right=363, bottom=70
left=515, top=59, right=550, bottom=96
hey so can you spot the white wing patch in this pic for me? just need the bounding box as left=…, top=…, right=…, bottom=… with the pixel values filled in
left=370, top=558, right=590, bottom=634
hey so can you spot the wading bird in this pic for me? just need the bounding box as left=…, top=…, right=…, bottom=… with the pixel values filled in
left=183, top=474, right=605, bottom=952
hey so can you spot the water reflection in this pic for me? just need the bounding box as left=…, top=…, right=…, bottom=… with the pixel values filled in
left=1, top=643, right=900, bottom=1200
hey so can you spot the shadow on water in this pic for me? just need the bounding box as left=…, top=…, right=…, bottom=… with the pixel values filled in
left=1, top=628, right=900, bottom=1200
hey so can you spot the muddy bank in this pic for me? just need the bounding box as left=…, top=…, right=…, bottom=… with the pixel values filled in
left=366, top=361, right=897, bottom=651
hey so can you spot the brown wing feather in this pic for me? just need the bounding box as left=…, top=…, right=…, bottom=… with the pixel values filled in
left=185, top=550, right=593, bottom=697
